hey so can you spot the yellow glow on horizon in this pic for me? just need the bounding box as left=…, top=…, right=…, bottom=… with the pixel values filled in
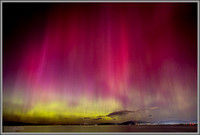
left=4, top=94, right=122, bottom=123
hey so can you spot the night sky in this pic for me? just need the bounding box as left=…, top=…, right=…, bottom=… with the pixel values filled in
left=3, top=3, right=197, bottom=125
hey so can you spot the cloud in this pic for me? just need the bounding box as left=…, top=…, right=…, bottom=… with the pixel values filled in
left=93, top=118, right=102, bottom=120
left=97, top=116, right=105, bottom=118
left=92, top=115, right=106, bottom=120
left=107, top=110, right=134, bottom=117
left=83, top=117, right=90, bottom=119
left=107, top=106, right=159, bottom=118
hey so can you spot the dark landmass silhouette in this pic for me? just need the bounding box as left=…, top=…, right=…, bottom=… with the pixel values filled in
left=3, top=120, right=197, bottom=126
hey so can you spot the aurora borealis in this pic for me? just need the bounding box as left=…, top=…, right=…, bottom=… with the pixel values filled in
left=3, top=3, right=197, bottom=125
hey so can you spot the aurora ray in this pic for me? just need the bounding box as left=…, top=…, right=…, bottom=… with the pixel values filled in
left=3, top=3, right=197, bottom=125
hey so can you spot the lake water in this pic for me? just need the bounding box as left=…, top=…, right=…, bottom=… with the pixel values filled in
left=3, top=125, right=197, bottom=132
